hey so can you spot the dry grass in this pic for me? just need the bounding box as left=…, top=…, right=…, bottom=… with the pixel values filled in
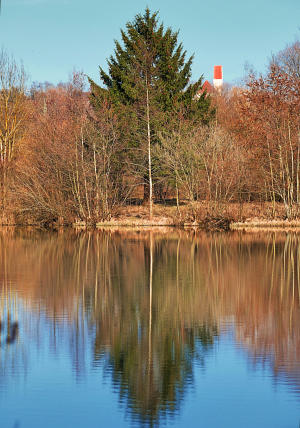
left=92, top=201, right=293, bottom=229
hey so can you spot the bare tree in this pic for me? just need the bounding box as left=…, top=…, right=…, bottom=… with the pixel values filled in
left=157, top=123, right=246, bottom=214
left=0, top=49, right=27, bottom=218
left=13, top=73, right=124, bottom=225
left=271, top=39, right=300, bottom=79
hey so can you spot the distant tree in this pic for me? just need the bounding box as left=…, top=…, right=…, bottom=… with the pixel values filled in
left=89, top=8, right=214, bottom=219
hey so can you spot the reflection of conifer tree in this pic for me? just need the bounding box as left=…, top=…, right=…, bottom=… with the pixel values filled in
left=91, top=233, right=218, bottom=426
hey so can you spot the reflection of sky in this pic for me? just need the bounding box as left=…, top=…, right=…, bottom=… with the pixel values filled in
left=188, top=336, right=299, bottom=428
left=0, top=303, right=299, bottom=428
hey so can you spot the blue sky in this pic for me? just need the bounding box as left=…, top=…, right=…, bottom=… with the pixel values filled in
left=0, top=0, right=299, bottom=87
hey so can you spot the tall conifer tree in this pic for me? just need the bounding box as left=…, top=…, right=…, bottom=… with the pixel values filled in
left=89, top=8, right=214, bottom=218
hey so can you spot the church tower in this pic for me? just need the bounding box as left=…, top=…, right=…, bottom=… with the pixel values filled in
left=213, top=65, right=223, bottom=90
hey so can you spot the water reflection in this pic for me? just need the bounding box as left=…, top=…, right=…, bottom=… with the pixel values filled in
left=0, top=228, right=299, bottom=426
left=0, top=320, right=18, bottom=345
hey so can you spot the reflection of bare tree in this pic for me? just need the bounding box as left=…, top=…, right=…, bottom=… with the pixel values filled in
left=0, top=228, right=299, bottom=422
left=232, top=233, right=300, bottom=395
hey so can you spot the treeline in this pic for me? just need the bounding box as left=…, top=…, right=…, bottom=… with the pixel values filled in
left=0, top=9, right=300, bottom=225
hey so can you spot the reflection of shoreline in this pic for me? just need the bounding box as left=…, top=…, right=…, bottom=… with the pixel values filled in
left=0, top=229, right=299, bottom=421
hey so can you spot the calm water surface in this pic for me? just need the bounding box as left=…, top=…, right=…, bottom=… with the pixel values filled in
left=0, top=228, right=299, bottom=427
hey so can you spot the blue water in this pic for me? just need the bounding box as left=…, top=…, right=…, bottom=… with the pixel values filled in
left=0, top=229, right=299, bottom=427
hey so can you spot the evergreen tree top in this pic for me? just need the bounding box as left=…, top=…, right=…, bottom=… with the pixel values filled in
left=91, top=9, right=206, bottom=109
left=89, top=8, right=214, bottom=125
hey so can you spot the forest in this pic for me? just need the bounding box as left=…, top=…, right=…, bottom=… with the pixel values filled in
left=0, top=9, right=300, bottom=226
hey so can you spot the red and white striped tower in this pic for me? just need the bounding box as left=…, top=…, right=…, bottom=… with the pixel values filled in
left=213, top=65, right=223, bottom=91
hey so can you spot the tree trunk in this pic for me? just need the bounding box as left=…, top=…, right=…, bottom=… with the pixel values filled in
left=143, top=177, right=150, bottom=202
left=146, top=75, right=153, bottom=221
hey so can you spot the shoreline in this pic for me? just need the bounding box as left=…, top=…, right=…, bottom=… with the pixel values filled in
left=231, top=220, right=300, bottom=231
left=76, top=219, right=300, bottom=232
left=3, top=202, right=300, bottom=231
left=2, top=219, right=300, bottom=232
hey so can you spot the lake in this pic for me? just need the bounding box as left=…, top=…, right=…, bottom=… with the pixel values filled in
left=0, top=228, right=299, bottom=427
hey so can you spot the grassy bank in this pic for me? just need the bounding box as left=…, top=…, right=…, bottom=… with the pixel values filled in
left=73, top=202, right=300, bottom=231
left=3, top=201, right=300, bottom=231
